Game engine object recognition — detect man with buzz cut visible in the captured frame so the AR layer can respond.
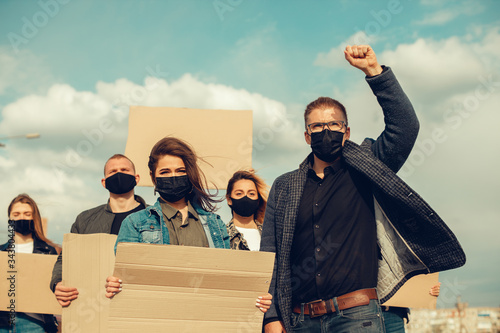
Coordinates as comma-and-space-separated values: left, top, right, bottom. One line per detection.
50, 154, 147, 307
261, 45, 465, 332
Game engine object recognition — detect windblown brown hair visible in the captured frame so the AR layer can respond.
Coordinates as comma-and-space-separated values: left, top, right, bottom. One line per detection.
8, 194, 59, 249
148, 137, 220, 212
226, 170, 269, 224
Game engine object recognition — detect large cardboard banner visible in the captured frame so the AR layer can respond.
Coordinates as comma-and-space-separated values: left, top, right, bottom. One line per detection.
62, 233, 117, 333
124, 106, 253, 190
0, 252, 61, 315
382, 272, 439, 309
108, 243, 275, 333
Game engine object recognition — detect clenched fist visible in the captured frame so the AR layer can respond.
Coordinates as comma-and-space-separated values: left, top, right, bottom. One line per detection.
344, 45, 383, 77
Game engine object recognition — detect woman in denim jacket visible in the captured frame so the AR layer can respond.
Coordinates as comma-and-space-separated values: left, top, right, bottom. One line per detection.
113, 136, 229, 250
105, 137, 271, 311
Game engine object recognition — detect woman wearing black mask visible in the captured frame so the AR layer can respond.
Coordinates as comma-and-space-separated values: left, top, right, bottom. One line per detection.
226, 170, 268, 251
106, 137, 272, 311
113, 136, 230, 248
0, 194, 59, 333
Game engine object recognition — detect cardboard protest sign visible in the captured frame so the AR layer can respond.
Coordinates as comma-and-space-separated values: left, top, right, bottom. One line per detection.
62, 233, 117, 332
0, 252, 61, 315
108, 243, 275, 333
382, 272, 439, 309
124, 106, 253, 189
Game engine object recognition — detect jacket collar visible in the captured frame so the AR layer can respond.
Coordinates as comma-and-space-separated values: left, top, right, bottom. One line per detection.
146, 197, 210, 218
0, 242, 11, 251
105, 194, 147, 213
0, 235, 53, 254
33, 235, 54, 254
159, 199, 199, 221
227, 218, 263, 232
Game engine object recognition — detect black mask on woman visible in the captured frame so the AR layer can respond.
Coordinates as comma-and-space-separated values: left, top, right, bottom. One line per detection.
10, 219, 34, 236
310, 129, 345, 163
155, 175, 193, 203
105, 172, 137, 195
230, 196, 260, 217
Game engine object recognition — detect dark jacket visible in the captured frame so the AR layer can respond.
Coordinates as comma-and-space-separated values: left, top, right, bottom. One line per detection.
0, 236, 58, 331
50, 195, 146, 291
260, 67, 466, 332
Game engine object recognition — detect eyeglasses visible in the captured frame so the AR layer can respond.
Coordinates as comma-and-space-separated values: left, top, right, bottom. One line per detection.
307, 121, 347, 133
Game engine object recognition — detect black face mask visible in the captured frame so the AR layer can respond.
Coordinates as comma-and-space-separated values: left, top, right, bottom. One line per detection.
230, 196, 260, 218
155, 175, 193, 203
105, 172, 137, 195
10, 219, 34, 236
310, 129, 345, 163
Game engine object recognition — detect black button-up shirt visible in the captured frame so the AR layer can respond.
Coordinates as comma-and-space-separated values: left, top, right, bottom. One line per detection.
291, 157, 378, 306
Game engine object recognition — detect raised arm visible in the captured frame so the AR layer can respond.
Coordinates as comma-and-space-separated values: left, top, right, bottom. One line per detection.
345, 45, 419, 172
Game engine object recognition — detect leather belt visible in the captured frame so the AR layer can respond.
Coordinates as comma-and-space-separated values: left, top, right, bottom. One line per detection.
292, 288, 378, 318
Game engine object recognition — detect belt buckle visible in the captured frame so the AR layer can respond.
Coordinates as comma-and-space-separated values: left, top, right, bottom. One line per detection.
308, 299, 325, 318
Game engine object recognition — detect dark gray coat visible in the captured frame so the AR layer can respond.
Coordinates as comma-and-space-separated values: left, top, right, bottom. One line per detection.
50, 195, 146, 291
260, 67, 466, 331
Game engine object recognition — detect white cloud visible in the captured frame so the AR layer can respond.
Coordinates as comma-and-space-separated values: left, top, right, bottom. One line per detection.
0, 84, 115, 136
314, 31, 374, 69
419, 0, 452, 6
0, 72, 303, 243
0, 47, 54, 95
0, 155, 15, 169
415, 0, 485, 26
379, 29, 500, 107
414, 9, 459, 25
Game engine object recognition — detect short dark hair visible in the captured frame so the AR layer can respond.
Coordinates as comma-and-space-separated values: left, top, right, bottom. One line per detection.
304, 97, 348, 129
104, 154, 136, 175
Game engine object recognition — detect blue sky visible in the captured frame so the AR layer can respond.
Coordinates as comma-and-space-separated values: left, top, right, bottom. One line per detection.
1, 0, 499, 309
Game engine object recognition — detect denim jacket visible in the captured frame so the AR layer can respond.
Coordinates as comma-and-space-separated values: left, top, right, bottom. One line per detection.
115, 198, 230, 251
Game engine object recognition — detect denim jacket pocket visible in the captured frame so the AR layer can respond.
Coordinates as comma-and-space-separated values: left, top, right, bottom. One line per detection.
139, 223, 162, 244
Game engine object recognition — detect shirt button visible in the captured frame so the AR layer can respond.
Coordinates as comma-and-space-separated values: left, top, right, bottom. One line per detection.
315, 203, 319, 207
316, 247, 320, 252
314, 224, 319, 229
317, 273, 321, 277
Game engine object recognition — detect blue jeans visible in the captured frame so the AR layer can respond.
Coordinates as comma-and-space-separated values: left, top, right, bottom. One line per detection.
382, 307, 407, 333
0, 313, 45, 333
290, 299, 386, 332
